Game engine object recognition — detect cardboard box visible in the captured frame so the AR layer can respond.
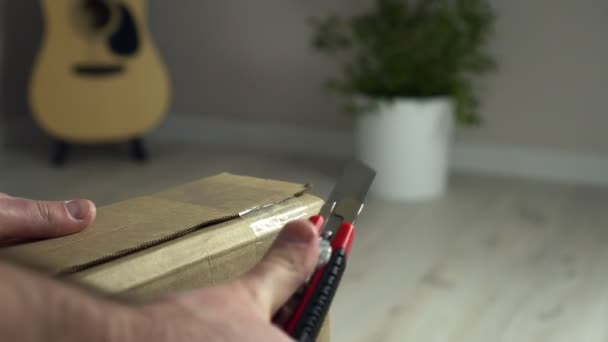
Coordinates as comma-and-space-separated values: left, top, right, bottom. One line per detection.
2, 173, 330, 341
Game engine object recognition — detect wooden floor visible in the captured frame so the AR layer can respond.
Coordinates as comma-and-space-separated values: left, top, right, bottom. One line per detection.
338, 173, 608, 342
2, 143, 608, 341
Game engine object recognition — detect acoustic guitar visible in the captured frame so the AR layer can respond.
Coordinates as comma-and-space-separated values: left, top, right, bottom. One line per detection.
29, 0, 171, 145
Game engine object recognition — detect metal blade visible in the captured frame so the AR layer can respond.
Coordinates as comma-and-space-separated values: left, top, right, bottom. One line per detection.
328, 160, 376, 204
319, 160, 376, 239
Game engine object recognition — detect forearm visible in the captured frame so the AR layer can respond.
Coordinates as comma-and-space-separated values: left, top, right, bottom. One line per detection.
0, 260, 148, 342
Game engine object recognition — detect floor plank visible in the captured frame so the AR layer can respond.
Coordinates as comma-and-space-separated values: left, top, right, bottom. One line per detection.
2, 143, 608, 341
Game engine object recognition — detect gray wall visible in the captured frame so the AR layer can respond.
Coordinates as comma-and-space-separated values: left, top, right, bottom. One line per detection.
2, 1, 608, 154
0, 0, 44, 146
149, 0, 365, 129
150, 0, 608, 154
457, 0, 608, 154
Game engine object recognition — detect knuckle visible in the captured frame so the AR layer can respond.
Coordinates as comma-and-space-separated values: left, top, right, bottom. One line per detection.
264, 251, 303, 280
35, 201, 55, 225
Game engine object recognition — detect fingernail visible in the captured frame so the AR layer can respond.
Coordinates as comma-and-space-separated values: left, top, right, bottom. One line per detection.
276, 221, 316, 245
66, 200, 88, 220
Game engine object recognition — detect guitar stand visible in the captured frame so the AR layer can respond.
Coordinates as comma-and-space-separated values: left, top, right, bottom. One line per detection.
52, 140, 69, 166
129, 138, 149, 162
51, 138, 149, 166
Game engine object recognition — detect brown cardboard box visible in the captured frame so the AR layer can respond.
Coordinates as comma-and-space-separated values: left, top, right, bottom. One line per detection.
2, 173, 330, 341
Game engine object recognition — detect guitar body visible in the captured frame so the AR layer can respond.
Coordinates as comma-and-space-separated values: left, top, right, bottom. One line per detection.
29, 0, 170, 143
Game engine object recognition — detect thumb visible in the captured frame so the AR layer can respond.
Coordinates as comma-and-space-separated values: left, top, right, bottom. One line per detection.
240, 220, 320, 317
0, 196, 96, 241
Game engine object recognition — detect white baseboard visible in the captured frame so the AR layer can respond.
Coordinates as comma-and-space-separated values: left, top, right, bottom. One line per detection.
451, 144, 608, 187
151, 115, 354, 158
152, 115, 608, 187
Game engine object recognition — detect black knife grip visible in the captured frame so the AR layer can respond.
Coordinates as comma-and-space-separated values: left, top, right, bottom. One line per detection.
292, 249, 347, 342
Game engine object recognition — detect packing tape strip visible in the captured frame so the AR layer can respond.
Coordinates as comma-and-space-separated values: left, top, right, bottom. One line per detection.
244, 196, 324, 238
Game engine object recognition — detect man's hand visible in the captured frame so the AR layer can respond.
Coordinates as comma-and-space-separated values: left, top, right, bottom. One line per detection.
138, 220, 320, 341
0, 193, 96, 242
0, 193, 319, 341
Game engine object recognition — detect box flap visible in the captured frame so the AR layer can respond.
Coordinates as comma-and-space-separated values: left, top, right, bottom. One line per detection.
69, 194, 322, 295
2, 173, 310, 275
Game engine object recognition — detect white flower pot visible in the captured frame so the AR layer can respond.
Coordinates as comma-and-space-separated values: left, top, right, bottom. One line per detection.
355, 97, 454, 201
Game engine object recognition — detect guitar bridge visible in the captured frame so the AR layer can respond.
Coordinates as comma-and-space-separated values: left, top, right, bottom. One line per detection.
73, 64, 125, 77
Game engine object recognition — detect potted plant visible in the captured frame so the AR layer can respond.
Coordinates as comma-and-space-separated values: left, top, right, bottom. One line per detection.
312, 0, 497, 200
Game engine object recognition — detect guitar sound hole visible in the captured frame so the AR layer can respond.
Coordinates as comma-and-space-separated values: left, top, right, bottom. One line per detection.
83, 0, 112, 30
109, 5, 140, 56
73, 64, 125, 76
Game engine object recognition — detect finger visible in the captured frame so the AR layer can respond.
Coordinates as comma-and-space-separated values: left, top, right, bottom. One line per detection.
0, 197, 96, 240
239, 220, 320, 317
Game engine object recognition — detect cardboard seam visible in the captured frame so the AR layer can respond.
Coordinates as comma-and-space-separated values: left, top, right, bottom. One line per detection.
58, 214, 240, 276
124, 197, 315, 289
237, 184, 312, 217
58, 189, 312, 277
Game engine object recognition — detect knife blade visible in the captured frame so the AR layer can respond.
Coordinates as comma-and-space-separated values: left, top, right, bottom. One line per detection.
318, 160, 376, 240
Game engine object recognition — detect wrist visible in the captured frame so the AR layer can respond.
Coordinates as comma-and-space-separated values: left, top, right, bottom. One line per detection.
0, 260, 167, 342
41, 287, 141, 342
99, 301, 150, 342
0, 260, 147, 342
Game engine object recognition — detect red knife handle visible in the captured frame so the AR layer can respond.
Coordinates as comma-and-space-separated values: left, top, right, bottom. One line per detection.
282, 222, 355, 342
288, 249, 347, 341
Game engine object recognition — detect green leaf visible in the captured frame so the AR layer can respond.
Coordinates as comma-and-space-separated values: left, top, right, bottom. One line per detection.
311, 0, 497, 125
